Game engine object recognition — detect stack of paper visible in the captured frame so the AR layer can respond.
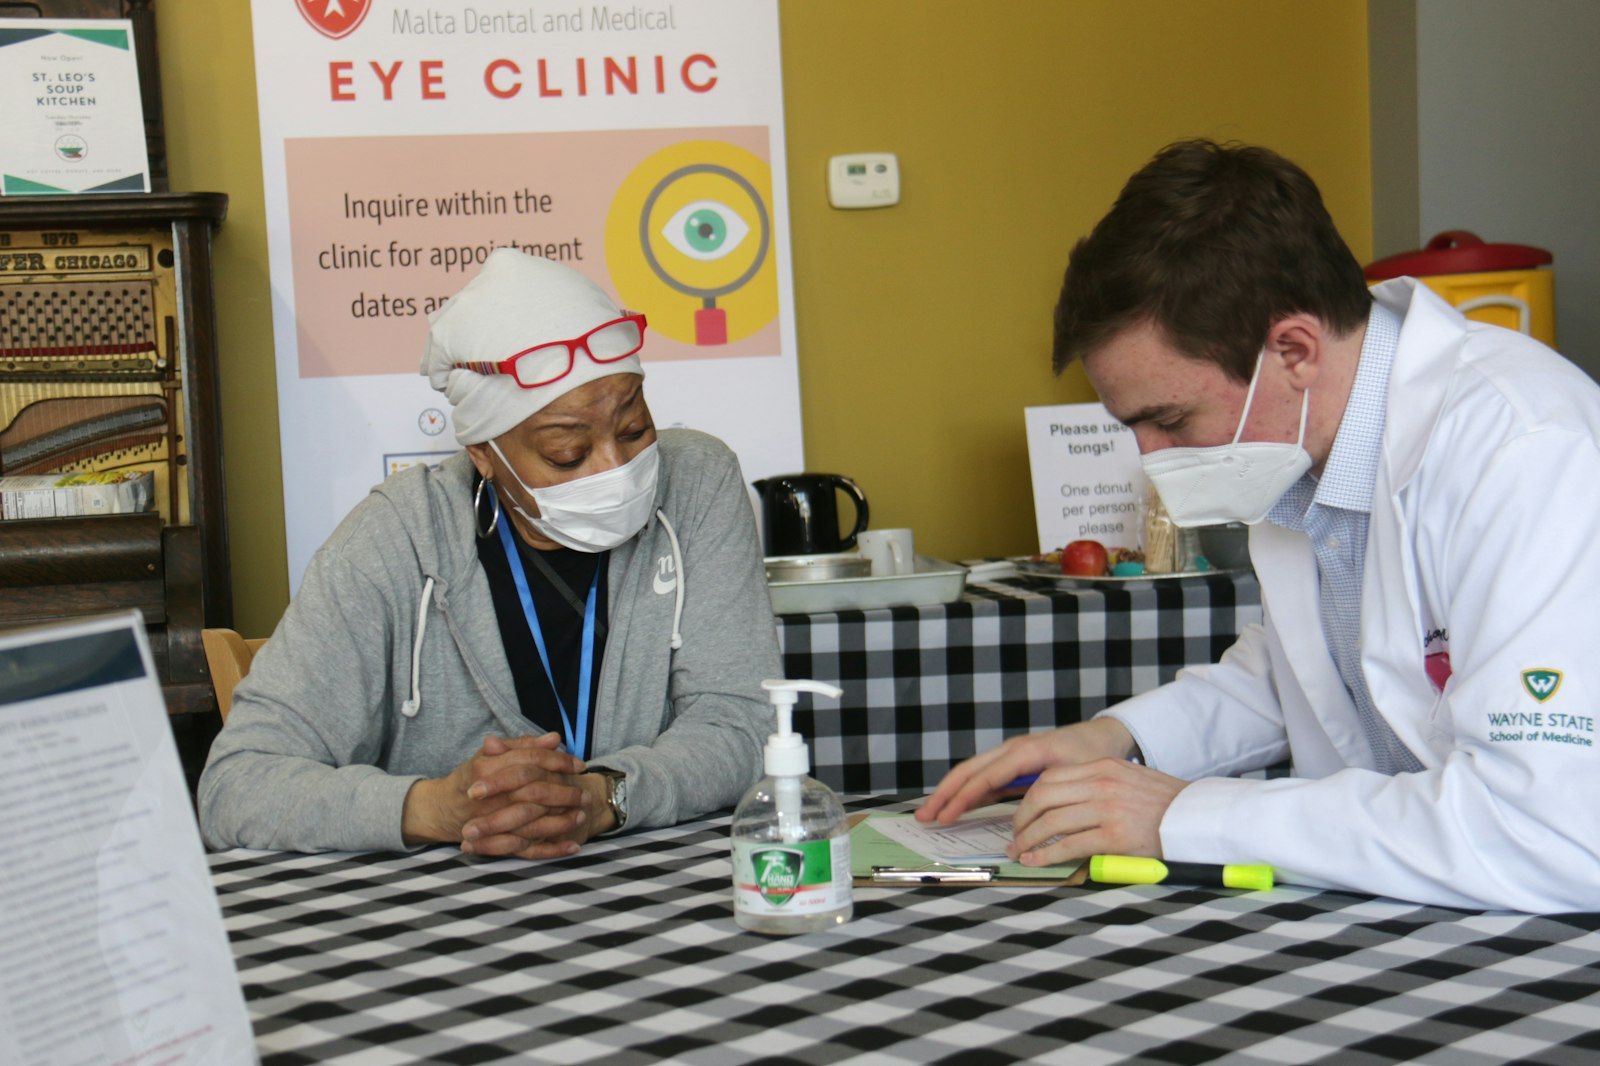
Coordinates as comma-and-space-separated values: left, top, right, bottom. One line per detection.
850, 803, 1086, 883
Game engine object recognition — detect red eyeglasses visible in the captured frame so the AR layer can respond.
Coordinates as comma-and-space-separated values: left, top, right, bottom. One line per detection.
452, 312, 647, 388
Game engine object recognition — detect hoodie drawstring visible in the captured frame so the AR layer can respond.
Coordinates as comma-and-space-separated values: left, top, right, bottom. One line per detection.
400, 576, 435, 718
402, 515, 685, 718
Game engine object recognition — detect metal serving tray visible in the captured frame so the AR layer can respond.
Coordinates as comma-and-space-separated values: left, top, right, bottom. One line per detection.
1007, 557, 1251, 587
767, 554, 968, 615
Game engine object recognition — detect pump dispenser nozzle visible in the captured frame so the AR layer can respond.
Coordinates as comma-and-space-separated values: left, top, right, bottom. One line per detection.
759, 679, 842, 842
759, 678, 842, 777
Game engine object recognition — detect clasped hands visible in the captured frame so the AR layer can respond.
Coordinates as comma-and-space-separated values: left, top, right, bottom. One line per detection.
916, 717, 1188, 865
403, 733, 613, 859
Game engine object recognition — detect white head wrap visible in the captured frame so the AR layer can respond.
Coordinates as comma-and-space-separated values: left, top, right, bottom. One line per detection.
422, 248, 645, 445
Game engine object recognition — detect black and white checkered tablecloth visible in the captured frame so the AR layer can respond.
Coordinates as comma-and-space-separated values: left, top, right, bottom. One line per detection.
213, 796, 1600, 1066
777, 572, 1263, 794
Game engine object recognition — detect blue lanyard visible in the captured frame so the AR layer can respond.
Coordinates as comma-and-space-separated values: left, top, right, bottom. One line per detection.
494, 493, 599, 761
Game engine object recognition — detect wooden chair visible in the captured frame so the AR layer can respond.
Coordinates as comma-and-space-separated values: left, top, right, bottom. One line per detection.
202, 628, 268, 721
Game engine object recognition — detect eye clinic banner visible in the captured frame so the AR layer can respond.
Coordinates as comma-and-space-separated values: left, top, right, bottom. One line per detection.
252, 1, 801, 588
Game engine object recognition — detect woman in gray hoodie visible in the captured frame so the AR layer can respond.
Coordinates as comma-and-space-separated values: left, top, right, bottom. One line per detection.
199, 250, 782, 858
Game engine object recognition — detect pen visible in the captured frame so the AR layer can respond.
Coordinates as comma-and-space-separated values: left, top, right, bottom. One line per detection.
1089, 855, 1274, 891
1003, 756, 1144, 793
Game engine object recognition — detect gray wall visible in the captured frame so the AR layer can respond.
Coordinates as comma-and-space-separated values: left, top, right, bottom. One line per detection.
1369, 0, 1420, 262
1381, 0, 1600, 378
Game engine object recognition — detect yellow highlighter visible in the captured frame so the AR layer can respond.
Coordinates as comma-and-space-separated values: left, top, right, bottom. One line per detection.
1089, 855, 1274, 891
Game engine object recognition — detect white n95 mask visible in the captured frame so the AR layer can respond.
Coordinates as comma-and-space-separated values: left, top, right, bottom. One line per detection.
1140, 351, 1312, 528
490, 440, 660, 552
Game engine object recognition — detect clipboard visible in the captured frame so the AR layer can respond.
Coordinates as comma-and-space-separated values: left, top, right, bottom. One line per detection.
848, 813, 1088, 887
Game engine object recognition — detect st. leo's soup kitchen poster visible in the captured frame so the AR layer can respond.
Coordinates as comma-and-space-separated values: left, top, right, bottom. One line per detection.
252, 1, 802, 587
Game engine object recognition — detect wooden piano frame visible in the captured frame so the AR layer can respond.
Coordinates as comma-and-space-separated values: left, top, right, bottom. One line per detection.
0, 193, 231, 717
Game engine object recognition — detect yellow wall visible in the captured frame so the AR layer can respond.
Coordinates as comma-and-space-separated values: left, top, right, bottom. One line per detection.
156, 1, 1371, 637
156, 2, 284, 634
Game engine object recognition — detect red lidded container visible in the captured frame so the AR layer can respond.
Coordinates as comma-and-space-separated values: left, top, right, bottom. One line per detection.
1365, 231, 1555, 345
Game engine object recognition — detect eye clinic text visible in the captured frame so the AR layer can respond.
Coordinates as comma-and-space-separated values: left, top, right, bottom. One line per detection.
326, 53, 717, 102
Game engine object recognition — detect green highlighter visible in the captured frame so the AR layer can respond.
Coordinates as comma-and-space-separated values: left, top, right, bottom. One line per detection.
1089, 855, 1274, 891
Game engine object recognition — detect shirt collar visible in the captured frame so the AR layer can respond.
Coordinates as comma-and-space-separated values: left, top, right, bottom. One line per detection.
1268, 302, 1401, 525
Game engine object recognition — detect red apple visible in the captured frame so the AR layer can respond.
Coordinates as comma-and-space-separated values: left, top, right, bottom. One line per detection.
1062, 539, 1109, 577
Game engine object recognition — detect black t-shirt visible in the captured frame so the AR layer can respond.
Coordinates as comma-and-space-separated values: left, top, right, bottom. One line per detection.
475, 481, 609, 757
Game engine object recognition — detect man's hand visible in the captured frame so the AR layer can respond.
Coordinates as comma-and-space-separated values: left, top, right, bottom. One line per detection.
916, 717, 1140, 825
1007, 758, 1188, 865
402, 733, 591, 859
459, 741, 619, 856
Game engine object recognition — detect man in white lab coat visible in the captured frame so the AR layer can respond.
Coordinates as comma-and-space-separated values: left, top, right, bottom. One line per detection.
920, 139, 1600, 912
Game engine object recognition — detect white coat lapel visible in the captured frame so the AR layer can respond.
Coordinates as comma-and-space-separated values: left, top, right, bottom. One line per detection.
1359, 283, 1470, 765
1359, 477, 1437, 763
1250, 522, 1371, 763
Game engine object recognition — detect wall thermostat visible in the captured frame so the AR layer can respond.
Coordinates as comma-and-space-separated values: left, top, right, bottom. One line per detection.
828, 152, 899, 209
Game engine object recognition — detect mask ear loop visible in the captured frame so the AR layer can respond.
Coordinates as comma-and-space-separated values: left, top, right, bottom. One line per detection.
1231, 348, 1310, 448
1230, 350, 1269, 446
486, 435, 544, 528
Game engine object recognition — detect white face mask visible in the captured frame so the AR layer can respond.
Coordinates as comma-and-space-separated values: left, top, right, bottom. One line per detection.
490, 439, 660, 552
1139, 350, 1312, 528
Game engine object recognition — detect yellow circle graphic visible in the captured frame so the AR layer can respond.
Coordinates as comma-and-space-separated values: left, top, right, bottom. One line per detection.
605, 141, 778, 347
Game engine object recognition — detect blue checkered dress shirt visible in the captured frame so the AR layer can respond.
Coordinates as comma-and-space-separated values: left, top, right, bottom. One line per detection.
1267, 304, 1423, 775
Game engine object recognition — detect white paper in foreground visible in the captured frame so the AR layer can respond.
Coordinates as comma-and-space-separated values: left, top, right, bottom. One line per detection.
869, 803, 1018, 863
0, 612, 255, 1066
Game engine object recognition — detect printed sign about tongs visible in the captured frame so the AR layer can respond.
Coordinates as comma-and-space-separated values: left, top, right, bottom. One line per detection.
1024, 403, 1146, 554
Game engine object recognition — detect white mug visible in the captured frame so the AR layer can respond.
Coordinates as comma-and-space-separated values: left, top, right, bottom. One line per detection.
858, 528, 915, 576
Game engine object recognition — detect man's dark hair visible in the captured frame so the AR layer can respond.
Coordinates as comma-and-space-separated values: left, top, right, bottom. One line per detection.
1052, 139, 1372, 381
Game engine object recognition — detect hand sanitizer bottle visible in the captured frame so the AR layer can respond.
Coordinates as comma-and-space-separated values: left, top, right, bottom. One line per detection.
732, 679, 852, 934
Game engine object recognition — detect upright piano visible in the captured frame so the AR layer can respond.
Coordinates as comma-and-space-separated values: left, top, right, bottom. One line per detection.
0, 192, 231, 717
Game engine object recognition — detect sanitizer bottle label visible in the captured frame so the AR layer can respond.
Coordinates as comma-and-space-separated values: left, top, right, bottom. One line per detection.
733, 837, 852, 915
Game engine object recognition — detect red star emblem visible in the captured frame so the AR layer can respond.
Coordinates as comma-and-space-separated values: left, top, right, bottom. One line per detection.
295, 0, 371, 40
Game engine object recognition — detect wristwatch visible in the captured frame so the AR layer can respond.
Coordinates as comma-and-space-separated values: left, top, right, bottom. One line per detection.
586, 767, 628, 833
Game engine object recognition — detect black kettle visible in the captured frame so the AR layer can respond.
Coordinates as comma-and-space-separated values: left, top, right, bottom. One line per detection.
752, 473, 870, 555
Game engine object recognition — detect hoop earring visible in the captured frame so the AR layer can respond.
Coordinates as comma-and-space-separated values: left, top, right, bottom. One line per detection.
474, 478, 501, 539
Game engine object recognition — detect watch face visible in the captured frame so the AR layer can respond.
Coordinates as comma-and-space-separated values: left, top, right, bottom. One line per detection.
612, 776, 628, 814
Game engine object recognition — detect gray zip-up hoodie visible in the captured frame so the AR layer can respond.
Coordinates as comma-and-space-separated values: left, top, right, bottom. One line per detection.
198, 429, 781, 852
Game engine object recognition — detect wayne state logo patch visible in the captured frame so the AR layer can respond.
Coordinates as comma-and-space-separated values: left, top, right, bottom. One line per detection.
1522, 669, 1563, 702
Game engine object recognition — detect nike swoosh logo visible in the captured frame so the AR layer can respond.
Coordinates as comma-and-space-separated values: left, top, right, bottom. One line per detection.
653, 572, 677, 595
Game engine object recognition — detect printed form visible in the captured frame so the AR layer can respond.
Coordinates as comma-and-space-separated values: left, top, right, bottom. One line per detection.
870, 804, 1019, 863
0, 612, 255, 1066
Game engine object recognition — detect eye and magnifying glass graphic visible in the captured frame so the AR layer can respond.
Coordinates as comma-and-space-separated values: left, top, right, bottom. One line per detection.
606, 141, 779, 350
641, 165, 769, 345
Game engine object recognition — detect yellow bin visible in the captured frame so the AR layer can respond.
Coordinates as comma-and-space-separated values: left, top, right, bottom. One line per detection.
1365, 231, 1556, 347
